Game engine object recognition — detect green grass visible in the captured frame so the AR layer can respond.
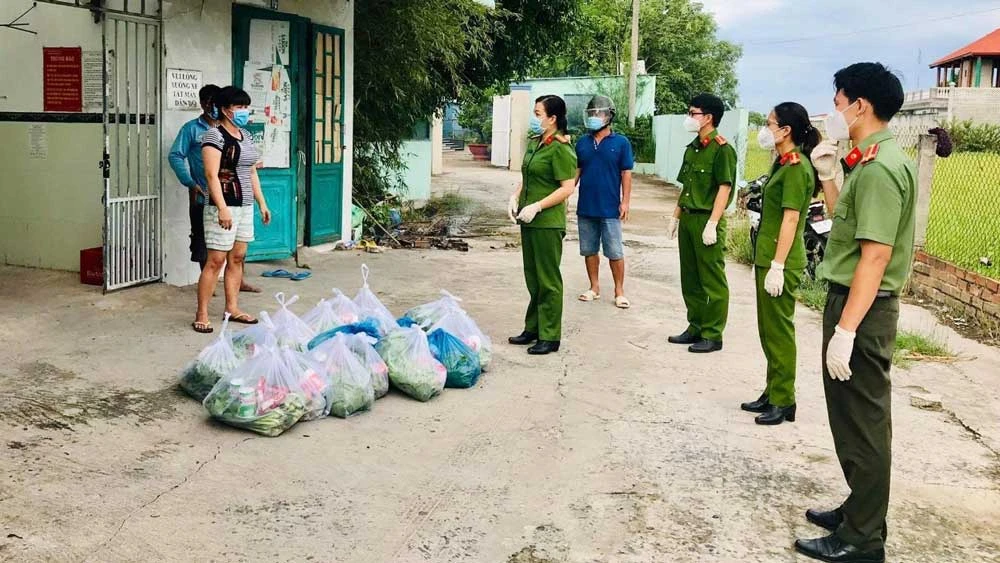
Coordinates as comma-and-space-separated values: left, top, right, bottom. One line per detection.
403, 192, 472, 222
795, 277, 828, 312
893, 330, 955, 368
726, 216, 754, 266
744, 130, 774, 181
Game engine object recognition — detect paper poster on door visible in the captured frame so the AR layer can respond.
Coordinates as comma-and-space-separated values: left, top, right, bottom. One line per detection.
262, 123, 290, 168
272, 21, 290, 66
242, 63, 270, 121
248, 20, 275, 64
264, 66, 292, 132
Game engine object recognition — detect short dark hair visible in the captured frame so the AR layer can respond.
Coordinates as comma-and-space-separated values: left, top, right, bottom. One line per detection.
199, 84, 221, 105
535, 94, 568, 133
215, 85, 252, 108
833, 62, 904, 122
689, 93, 725, 127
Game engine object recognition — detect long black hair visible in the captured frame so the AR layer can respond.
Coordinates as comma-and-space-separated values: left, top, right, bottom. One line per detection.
773, 101, 822, 195
535, 95, 568, 134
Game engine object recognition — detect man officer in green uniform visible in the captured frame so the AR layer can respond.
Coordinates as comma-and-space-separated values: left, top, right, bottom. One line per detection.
667, 93, 737, 353
794, 62, 915, 563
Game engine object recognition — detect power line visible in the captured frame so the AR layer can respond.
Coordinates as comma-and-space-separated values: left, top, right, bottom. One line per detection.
746, 6, 1000, 46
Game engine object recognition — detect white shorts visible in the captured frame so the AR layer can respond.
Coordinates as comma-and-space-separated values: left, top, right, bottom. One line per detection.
204, 205, 255, 252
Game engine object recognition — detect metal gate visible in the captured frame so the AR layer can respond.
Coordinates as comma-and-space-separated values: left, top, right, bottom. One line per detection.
491, 94, 511, 168
101, 13, 162, 291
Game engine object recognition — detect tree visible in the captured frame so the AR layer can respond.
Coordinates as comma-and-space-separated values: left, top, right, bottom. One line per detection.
531, 0, 741, 114
749, 111, 768, 128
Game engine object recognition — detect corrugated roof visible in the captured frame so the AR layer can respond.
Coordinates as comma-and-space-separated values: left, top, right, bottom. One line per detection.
931, 28, 1000, 67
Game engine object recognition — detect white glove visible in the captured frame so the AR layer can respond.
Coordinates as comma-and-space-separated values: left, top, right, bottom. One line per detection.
764, 261, 785, 297
516, 202, 543, 224
702, 220, 719, 246
826, 325, 856, 381
668, 216, 679, 240
507, 193, 520, 224
811, 140, 839, 182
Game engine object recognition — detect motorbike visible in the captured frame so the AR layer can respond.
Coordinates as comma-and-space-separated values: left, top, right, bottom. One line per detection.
738, 174, 830, 279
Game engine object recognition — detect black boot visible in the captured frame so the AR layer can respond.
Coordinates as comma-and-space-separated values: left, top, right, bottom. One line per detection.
667, 330, 700, 345
755, 404, 796, 425
508, 331, 538, 345
527, 340, 560, 355
794, 533, 885, 563
806, 508, 844, 532
740, 393, 770, 413
688, 339, 723, 353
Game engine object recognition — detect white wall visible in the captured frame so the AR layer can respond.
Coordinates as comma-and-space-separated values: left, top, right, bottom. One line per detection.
653, 109, 750, 186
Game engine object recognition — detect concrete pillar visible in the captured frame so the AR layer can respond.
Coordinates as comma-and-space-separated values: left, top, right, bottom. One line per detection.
914, 133, 938, 248
508, 86, 532, 172
431, 114, 444, 175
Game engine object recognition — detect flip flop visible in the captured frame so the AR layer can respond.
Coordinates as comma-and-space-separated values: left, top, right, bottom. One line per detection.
262, 269, 294, 278
227, 312, 259, 325
290, 271, 312, 281
192, 321, 214, 334
615, 296, 631, 309
578, 290, 601, 302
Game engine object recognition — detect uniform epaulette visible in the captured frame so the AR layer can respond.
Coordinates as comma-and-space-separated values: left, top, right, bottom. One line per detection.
860, 144, 880, 165
779, 152, 801, 166
715, 135, 728, 146
843, 146, 863, 170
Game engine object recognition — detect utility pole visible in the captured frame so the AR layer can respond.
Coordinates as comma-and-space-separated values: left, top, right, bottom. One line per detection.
627, 0, 640, 126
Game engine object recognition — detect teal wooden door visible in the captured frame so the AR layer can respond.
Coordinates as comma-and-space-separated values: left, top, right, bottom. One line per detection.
232, 6, 306, 261
308, 26, 346, 245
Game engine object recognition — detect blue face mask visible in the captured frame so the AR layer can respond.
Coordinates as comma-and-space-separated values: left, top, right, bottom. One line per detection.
231, 109, 251, 128
209, 106, 219, 120
585, 116, 606, 131
528, 115, 543, 135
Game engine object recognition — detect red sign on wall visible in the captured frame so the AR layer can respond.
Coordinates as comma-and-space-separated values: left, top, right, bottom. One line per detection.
44, 47, 83, 112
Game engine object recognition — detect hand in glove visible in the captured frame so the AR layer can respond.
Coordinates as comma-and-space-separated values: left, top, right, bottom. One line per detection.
811, 140, 840, 182
702, 220, 719, 246
826, 325, 856, 381
507, 193, 520, 224
516, 202, 543, 224
764, 261, 785, 297
668, 216, 679, 240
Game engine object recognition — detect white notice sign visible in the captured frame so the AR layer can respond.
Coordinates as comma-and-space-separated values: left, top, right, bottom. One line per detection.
82, 51, 104, 111
28, 124, 48, 159
166, 68, 203, 111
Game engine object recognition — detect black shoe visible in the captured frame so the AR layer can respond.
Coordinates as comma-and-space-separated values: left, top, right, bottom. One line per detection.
755, 404, 796, 425
740, 393, 770, 413
667, 330, 700, 345
688, 339, 723, 353
508, 331, 538, 345
806, 508, 844, 532
794, 533, 884, 563
527, 340, 560, 355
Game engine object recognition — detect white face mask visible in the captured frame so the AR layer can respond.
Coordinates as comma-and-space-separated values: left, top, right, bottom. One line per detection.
683, 115, 704, 133
757, 127, 776, 150
824, 102, 859, 141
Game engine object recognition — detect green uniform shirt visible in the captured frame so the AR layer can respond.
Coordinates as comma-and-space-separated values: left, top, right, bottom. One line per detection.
676, 129, 738, 210
520, 137, 578, 229
754, 147, 815, 269
820, 129, 917, 293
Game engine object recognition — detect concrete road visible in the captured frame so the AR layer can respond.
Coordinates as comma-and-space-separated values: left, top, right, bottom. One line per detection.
1, 153, 998, 563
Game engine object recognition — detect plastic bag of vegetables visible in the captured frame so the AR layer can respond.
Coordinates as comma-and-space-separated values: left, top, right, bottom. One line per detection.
271, 293, 316, 350
307, 318, 382, 351
427, 328, 481, 389
404, 290, 464, 329
230, 311, 276, 360
353, 264, 397, 336
278, 346, 331, 421
301, 289, 360, 334
203, 336, 308, 437
377, 326, 446, 402
344, 333, 390, 399
429, 310, 492, 371
310, 333, 375, 418
180, 313, 243, 400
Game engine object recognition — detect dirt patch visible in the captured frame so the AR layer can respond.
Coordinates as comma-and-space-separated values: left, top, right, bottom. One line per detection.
507, 545, 559, 563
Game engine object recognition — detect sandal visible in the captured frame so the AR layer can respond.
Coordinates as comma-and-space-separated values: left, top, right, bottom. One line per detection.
227, 312, 259, 325
262, 269, 294, 278
192, 321, 214, 334
615, 296, 631, 309
289, 271, 312, 281
578, 290, 601, 302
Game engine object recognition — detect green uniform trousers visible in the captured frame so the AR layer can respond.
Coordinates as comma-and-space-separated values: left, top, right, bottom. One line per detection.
678, 212, 729, 342
822, 292, 898, 551
521, 227, 565, 341
754, 266, 803, 407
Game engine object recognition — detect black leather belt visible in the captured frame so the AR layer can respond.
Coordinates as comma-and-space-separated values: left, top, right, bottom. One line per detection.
829, 283, 895, 299
680, 207, 711, 215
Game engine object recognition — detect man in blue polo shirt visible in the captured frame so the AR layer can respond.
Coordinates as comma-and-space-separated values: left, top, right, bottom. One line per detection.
575, 95, 635, 309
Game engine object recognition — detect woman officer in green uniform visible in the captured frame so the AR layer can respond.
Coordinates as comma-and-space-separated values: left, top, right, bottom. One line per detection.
740, 102, 820, 425
506, 95, 578, 355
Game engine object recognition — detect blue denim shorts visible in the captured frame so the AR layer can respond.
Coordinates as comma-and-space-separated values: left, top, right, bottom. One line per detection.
578, 216, 624, 260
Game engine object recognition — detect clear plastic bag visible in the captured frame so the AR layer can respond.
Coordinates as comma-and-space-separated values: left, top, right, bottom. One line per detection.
203, 336, 309, 437
311, 334, 375, 418
353, 264, 397, 336
429, 310, 492, 371
230, 311, 276, 360
180, 313, 243, 401
271, 293, 317, 350
405, 290, 464, 329
278, 347, 331, 421
428, 328, 482, 389
377, 326, 446, 402
302, 289, 360, 334
307, 319, 382, 351
343, 333, 390, 399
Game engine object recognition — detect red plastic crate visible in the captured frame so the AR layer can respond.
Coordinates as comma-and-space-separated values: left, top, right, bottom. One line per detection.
80, 247, 103, 286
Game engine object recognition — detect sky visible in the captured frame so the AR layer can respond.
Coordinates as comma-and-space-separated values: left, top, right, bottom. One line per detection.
697, 0, 1000, 116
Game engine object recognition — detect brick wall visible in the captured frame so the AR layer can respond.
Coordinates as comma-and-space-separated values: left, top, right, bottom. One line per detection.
912, 250, 1000, 325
